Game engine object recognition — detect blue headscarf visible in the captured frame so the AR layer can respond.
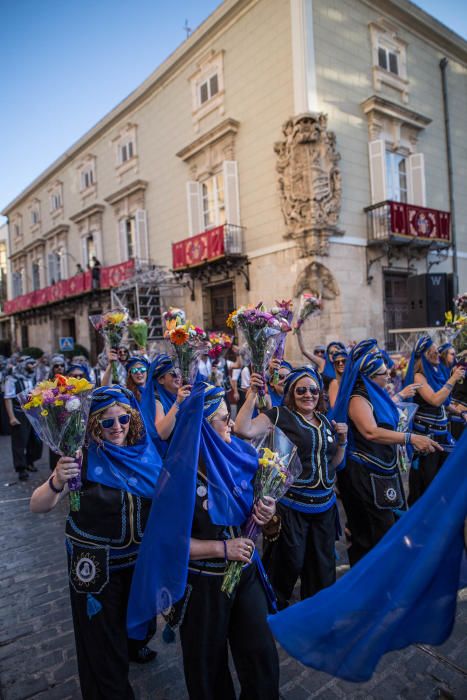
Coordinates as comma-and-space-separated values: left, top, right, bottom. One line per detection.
331, 352, 399, 429
404, 336, 450, 405
268, 360, 293, 407
125, 356, 150, 373
322, 341, 346, 380
139, 354, 176, 447
379, 349, 395, 370
127, 382, 258, 639
350, 338, 378, 363
67, 363, 92, 382
284, 365, 323, 399
269, 431, 467, 682
438, 343, 454, 382
86, 386, 162, 498
331, 339, 379, 420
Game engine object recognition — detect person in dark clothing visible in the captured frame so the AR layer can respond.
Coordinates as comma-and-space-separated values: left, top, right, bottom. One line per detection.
91, 256, 101, 289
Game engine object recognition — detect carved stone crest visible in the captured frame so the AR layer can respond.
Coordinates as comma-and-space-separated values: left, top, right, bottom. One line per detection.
294, 261, 340, 301
274, 113, 342, 256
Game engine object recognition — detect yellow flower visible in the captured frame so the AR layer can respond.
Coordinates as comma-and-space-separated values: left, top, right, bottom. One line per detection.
261, 447, 276, 461
226, 310, 238, 329
106, 312, 126, 325
40, 409, 49, 416
445, 311, 453, 324
54, 399, 64, 406
69, 377, 94, 394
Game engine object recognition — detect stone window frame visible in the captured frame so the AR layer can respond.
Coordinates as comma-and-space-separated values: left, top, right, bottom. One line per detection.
189, 50, 225, 131
11, 212, 23, 241
48, 181, 64, 217
112, 123, 139, 179
28, 198, 41, 233
369, 20, 409, 104
77, 154, 97, 198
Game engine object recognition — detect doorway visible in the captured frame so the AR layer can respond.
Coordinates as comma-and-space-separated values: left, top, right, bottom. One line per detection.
383, 272, 409, 350
210, 282, 234, 331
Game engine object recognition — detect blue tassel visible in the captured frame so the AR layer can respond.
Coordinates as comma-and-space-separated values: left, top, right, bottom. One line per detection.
87, 593, 102, 620
162, 623, 176, 644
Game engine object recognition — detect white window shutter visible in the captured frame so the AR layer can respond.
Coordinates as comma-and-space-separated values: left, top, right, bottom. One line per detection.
368, 140, 387, 204
186, 181, 203, 236
81, 237, 88, 267
135, 209, 149, 261
119, 219, 127, 261
48, 253, 56, 284
223, 160, 240, 226
94, 230, 103, 264
407, 153, 426, 206
60, 249, 68, 279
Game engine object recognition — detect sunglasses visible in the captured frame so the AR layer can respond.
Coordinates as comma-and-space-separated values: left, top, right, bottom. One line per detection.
54, 364, 65, 369
69, 373, 84, 379
278, 374, 289, 381
314, 350, 325, 356
98, 414, 131, 429
213, 412, 231, 424
334, 358, 347, 365
295, 386, 320, 396
130, 366, 148, 375
374, 370, 388, 376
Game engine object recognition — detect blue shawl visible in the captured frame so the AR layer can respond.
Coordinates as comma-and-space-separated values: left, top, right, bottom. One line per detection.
438, 343, 454, 382
404, 337, 450, 406
269, 431, 467, 682
322, 341, 346, 381
139, 354, 176, 449
267, 360, 292, 407
86, 386, 162, 498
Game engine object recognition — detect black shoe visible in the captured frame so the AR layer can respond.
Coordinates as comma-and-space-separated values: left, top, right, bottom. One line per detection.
129, 646, 157, 664
18, 471, 29, 481
27, 464, 38, 472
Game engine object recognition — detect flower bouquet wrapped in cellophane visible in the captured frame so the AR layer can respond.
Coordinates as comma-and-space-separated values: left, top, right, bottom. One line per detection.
18, 375, 94, 511
227, 304, 282, 408
163, 307, 186, 325
396, 402, 419, 472
270, 300, 293, 384
293, 292, 322, 333
164, 318, 210, 385
128, 318, 148, 350
221, 427, 302, 597
208, 332, 233, 360
444, 308, 467, 354
90, 308, 129, 383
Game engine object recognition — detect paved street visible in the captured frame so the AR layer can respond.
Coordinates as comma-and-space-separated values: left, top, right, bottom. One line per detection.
0, 434, 466, 700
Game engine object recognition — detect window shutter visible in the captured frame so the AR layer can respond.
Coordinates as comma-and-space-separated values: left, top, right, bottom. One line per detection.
222, 161, 241, 226
407, 153, 426, 206
48, 253, 56, 284
119, 219, 128, 261
60, 249, 68, 279
368, 140, 387, 204
186, 182, 203, 236
94, 230, 103, 264
81, 237, 88, 266
135, 209, 149, 261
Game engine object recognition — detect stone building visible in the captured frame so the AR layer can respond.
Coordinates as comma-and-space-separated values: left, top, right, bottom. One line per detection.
2, 0, 466, 359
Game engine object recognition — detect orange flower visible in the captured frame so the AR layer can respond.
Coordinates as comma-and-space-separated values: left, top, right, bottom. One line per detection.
166, 318, 177, 332
55, 374, 68, 386
170, 327, 189, 346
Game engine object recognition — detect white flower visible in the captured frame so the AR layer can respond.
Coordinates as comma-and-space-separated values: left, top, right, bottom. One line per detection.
66, 397, 81, 412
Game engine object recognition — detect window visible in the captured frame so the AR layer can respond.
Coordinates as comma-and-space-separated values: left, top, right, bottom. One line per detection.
125, 218, 136, 258
189, 50, 225, 127
369, 20, 408, 103
118, 210, 148, 262
13, 269, 24, 297
386, 151, 407, 203
31, 210, 39, 225
51, 191, 62, 211
32, 262, 41, 291
81, 168, 95, 190
199, 73, 219, 105
85, 235, 96, 266
202, 174, 225, 229
119, 140, 135, 164
14, 224, 20, 237
378, 46, 399, 75
48, 250, 63, 284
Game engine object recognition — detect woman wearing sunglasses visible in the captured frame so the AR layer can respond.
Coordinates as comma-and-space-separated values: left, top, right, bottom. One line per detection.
30, 385, 163, 699
327, 347, 349, 409
266, 359, 293, 407
332, 351, 441, 565
235, 366, 348, 608
125, 356, 149, 403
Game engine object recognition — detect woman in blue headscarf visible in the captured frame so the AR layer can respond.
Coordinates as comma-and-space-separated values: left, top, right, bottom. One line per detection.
327, 346, 349, 408
333, 351, 440, 565
235, 366, 348, 607
404, 336, 464, 505
438, 342, 456, 381
266, 359, 293, 407
125, 355, 149, 403
30, 385, 163, 699
437, 343, 467, 440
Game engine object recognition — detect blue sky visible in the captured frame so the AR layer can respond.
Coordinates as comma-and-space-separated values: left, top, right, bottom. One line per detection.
1, 0, 466, 222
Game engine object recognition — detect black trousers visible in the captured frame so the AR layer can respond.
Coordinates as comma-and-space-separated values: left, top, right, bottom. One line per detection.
265, 503, 337, 609
338, 460, 395, 566
408, 450, 449, 506
69, 565, 151, 700
10, 410, 42, 473
180, 565, 279, 700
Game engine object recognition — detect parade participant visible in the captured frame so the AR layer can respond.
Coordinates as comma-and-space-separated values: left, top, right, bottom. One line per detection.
436, 343, 466, 438
332, 351, 441, 565
48, 354, 67, 379
101, 347, 128, 386
4, 356, 42, 480
404, 336, 464, 504
327, 346, 349, 408
128, 383, 279, 700
438, 342, 456, 381
125, 356, 149, 403
140, 354, 190, 443
30, 385, 163, 699
235, 366, 347, 607
266, 359, 292, 408
35, 353, 50, 382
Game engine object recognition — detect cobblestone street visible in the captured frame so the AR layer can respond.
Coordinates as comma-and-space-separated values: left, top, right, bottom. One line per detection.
0, 434, 466, 700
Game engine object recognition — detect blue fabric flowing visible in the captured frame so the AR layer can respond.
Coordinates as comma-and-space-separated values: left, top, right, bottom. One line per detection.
139, 355, 175, 452
379, 349, 395, 370
127, 383, 258, 639
268, 384, 283, 407
404, 337, 450, 406
268, 432, 467, 682
322, 342, 346, 381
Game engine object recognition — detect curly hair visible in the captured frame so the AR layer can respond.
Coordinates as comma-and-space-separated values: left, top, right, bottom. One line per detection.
126, 374, 142, 403
87, 403, 145, 446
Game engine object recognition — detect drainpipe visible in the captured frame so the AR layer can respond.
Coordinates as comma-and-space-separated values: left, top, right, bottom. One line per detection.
439, 58, 458, 297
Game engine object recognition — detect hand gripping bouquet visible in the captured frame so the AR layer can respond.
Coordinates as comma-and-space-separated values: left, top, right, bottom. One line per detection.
18, 375, 94, 511
221, 426, 302, 597
270, 300, 293, 384
293, 292, 322, 333
227, 304, 282, 408
128, 318, 148, 350
90, 308, 129, 383
164, 318, 210, 385
396, 402, 419, 472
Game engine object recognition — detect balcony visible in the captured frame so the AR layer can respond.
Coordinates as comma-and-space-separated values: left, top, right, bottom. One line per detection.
172, 224, 249, 300
365, 200, 450, 247
4, 259, 135, 315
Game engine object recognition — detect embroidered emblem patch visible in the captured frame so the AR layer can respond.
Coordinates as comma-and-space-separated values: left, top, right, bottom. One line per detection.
75, 555, 98, 585
385, 487, 397, 502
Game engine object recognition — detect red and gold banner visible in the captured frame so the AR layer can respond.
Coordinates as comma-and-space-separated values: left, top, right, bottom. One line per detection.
389, 202, 450, 242
172, 225, 225, 270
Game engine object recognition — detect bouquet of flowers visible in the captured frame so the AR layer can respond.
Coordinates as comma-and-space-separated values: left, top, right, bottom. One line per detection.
163, 307, 186, 325
208, 332, 233, 360
396, 402, 419, 472
90, 308, 129, 383
444, 309, 467, 353
270, 300, 293, 384
227, 304, 282, 408
221, 427, 302, 597
293, 292, 322, 333
18, 375, 94, 511
164, 318, 210, 385
128, 318, 148, 350
454, 293, 467, 315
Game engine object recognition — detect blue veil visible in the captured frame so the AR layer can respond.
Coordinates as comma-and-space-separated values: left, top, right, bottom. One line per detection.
437, 342, 454, 382
404, 337, 450, 405
267, 360, 293, 407
67, 363, 92, 382
269, 431, 467, 682
86, 386, 162, 498
322, 341, 347, 381
127, 382, 258, 639
139, 354, 176, 451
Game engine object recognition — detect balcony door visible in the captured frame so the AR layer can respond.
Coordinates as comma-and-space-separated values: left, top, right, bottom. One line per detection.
383, 272, 408, 350
210, 282, 234, 331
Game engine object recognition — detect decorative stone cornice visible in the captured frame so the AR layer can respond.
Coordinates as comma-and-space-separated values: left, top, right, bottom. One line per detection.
43, 224, 70, 241
104, 179, 148, 206
361, 95, 431, 131
176, 118, 240, 163
69, 203, 105, 223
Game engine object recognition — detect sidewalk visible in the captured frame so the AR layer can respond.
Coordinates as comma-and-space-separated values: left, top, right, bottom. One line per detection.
0, 434, 466, 699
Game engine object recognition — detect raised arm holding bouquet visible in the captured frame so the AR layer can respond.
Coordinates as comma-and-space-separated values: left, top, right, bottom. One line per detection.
128, 318, 148, 352
90, 308, 129, 383
293, 292, 321, 333
270, 300, 293, 384
164, 318, 210, 385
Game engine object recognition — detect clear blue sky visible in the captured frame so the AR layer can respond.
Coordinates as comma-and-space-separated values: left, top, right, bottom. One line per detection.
1, 0, 466, 222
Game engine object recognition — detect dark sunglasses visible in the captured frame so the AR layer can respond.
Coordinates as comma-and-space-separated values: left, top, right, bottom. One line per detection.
69, 373, 84, 379
130, 366, 148, 375
98, 414, 131, 429
334, 358, 347, 365
213, 412, 231, 424
374, 369, 388, 376
54, 364, 65, 369
295, 386, 320, 396
278, 373, 289, 381
314, 350, 325, 356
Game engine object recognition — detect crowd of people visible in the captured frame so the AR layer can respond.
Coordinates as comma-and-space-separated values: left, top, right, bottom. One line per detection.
3, 325, 466, 699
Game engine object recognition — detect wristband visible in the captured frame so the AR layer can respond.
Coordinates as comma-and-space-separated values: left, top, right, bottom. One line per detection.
405, 432, 412, 446
48, 474, 64, 494
444, 382, 454, 392
223, 540, 228, 562
338, 440, 348, 447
